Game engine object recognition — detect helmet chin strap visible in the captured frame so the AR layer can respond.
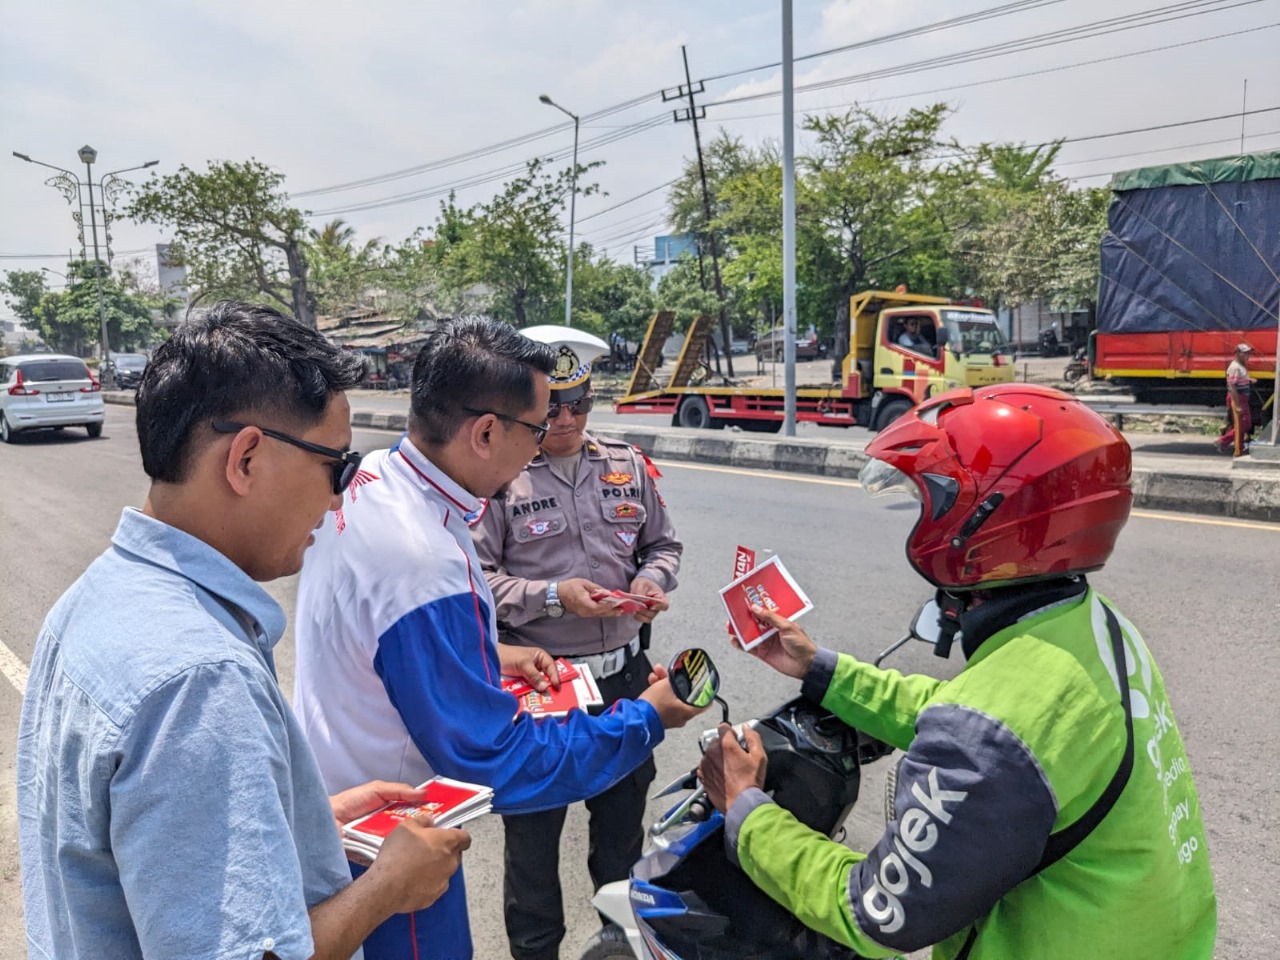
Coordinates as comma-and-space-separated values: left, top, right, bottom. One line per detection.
933, 590, 969, 658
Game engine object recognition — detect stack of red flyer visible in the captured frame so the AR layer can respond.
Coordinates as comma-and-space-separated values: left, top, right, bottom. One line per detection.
590, 589, 661, 614
720, 554, 813, 651
342, 776, 493, 861
501, 660, 604, 718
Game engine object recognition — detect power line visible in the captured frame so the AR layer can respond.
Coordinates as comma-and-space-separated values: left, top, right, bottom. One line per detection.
294, 90, 663, 198
307, 114, 669, 217
705, 22, 1278, 124
702, 0, 1065, 83
711, 0, 1266, 108
288, 0, 1090, 203
577, 179, 679, 223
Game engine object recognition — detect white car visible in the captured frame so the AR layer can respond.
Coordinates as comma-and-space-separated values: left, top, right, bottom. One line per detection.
0, 354, 106, 443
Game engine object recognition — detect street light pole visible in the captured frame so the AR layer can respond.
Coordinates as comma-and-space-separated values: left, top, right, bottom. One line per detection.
539, 94, 579, 327
13, 150, 158, 388
77, 146, 115, 388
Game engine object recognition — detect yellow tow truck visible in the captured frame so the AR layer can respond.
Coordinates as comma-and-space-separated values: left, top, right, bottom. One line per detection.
614, 291, 1014, 432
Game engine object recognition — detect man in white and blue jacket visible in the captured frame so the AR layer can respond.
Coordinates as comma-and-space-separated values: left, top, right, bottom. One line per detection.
293, 318, 703, 960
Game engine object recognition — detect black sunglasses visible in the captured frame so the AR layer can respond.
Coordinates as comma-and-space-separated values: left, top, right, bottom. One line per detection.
548, 395, 594, 418
211, 421, 363, 495
461, 406, 550, 445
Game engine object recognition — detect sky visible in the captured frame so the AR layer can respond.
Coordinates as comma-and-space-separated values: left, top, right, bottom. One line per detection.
1, 0, 1277, 318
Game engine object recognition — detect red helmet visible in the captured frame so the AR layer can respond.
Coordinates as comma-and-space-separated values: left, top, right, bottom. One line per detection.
861, 384, 1132, 590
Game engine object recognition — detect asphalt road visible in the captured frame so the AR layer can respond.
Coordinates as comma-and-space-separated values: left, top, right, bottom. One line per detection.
0, 406, 1275, 959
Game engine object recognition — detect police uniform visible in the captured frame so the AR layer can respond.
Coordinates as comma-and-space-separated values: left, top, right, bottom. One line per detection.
471, 326, 682, 960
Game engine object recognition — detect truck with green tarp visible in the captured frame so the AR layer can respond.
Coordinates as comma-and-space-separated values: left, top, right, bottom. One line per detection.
1094, 150, 1277, 412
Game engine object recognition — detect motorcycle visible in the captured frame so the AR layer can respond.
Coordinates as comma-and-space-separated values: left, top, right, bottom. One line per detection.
1063, 346, 1089, 384
581, 609, 939, 960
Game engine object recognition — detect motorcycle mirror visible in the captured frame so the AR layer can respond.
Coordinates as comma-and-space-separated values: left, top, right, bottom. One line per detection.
667, 648, 728, 723
911, 599, 943, 645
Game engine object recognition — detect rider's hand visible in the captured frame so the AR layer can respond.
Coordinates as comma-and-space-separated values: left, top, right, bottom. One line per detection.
731, 604, 817, 679
498, 642, 562, 692
628, 575, 669, 624
699, 723, 767, 814
364, 817, 471, 914
558, 577, 627, 618
639, 662, 705, 729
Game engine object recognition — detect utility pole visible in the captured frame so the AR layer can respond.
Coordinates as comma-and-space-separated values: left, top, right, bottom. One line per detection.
664, 46, 735, 378
781, 0, 797, 435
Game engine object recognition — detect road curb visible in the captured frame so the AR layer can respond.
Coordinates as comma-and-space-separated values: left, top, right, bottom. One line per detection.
103, 393, 1280, 523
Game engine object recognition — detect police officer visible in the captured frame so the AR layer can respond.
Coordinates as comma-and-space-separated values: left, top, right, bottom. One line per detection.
472, 325, 682, 960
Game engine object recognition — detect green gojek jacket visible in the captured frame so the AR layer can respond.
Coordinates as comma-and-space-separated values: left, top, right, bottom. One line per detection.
724, 584, 1217, 959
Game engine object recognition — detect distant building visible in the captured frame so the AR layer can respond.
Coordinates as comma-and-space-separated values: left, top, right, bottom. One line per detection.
634, 233, 697, 284
156, 243, 189, 313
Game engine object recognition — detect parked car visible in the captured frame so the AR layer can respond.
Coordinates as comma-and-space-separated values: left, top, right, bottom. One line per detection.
102, 352, 149, 389
0, 354, 105, 443
755, 325, 821, 361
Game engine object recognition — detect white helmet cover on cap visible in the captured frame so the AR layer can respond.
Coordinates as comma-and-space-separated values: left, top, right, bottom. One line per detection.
521, 325, 610, 390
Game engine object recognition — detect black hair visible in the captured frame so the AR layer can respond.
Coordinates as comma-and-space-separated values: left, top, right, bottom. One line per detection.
409, 318, 555, 446
135, 300, 368, 482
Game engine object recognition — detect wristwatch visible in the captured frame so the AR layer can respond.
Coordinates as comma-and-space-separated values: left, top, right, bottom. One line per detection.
545, 581, 565, 619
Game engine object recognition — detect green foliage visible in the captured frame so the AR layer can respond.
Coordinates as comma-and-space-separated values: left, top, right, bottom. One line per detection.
438, 158, 600, 326
27, 260, 157, 354
655, 256, 720, 332
564, 246, 655, 342
127, 160, 317, 326
0, 270, 49, 327
306, 218, 387, 316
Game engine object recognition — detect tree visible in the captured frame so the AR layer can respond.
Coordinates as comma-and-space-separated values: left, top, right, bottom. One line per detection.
127, 160, 318, 327
28, 260, 157, 355
564, 246, 656, 342
798, 105, 976, 345
0, 270, 49, 328
440, 159, 599, 327
655, 255, 721, 332
306, 218, 386, 316
960, 179, 1109, 313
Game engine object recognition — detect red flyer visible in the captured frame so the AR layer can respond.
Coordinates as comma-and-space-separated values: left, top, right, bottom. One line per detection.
501, 658, 580, 698
590, 589, 661, 614
506, 663, 604, 718
733, 545, 756, 580
719, 555, 813, 651
342, 776, 493, 847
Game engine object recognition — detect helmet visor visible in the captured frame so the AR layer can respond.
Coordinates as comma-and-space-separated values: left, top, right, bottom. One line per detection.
859, 457, 921, 501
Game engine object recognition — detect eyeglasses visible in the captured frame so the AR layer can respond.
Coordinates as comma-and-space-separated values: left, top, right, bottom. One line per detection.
461, 407, 550, 445
211, 421, 363, 495
548, 395, 594, 418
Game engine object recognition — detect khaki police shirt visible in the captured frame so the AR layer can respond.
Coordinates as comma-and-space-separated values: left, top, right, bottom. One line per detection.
471, 434, 682, 657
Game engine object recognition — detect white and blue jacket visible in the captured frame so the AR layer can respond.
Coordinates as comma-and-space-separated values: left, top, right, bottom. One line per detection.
293, 436, 664, 960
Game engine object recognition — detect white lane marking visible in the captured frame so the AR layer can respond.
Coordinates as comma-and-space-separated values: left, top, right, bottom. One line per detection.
0, 640, 29, 695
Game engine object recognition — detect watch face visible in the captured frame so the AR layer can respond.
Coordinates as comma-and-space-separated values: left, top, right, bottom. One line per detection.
547, 604, 565, 619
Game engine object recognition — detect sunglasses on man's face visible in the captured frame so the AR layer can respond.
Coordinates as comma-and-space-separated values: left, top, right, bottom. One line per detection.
211, 421, 363, 495
548, 395, 594, 418
460, 407, 550, 445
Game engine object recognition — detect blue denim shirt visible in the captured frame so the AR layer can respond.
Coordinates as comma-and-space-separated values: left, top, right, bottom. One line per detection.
17, 508, 356, 960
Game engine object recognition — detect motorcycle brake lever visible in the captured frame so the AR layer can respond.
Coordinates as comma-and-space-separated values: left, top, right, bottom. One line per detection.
650, 769, 698, 800
650, 786, 708, 837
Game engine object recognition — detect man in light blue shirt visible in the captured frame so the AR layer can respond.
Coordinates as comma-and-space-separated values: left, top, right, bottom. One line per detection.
18, 300, 470, 960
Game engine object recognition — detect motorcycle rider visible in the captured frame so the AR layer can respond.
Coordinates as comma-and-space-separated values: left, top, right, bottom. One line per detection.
698, 383, 1217, 959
